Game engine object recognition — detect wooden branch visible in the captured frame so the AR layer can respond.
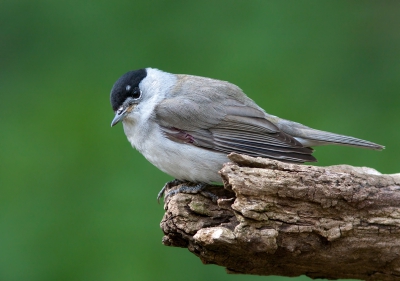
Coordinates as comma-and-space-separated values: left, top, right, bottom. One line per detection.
160, 153, 400, 280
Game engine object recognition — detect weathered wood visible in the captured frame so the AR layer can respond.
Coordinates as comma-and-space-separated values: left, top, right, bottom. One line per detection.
160, 153, 400, 280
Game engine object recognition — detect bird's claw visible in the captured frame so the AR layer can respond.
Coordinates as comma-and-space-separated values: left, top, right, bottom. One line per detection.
157, 179, 184, 203
164, 183, 218, 203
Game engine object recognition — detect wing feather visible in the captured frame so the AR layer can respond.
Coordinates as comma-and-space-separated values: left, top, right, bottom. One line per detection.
154, 75, 317, 163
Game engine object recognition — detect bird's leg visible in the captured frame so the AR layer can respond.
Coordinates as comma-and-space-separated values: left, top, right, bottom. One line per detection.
157, 179, 184, 203
164, 183, 218, 202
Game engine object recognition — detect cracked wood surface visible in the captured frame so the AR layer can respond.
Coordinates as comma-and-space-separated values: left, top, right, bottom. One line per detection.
160, 153, 400, 280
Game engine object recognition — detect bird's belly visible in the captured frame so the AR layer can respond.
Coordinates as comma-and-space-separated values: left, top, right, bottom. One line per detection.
128, 128, 228, 183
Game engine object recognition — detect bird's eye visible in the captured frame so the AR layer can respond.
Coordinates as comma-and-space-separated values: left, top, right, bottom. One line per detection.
131, 87, 141, 99
125, 85, 141, 99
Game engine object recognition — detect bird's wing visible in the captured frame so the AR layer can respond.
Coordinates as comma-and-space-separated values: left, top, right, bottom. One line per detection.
154, 76, 316, 163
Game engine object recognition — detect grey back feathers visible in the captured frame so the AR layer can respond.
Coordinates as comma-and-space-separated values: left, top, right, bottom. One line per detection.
154, 75, 317, 163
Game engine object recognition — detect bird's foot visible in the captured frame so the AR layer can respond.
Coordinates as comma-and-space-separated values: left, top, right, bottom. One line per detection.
165, 183, 218, 202
157, 179, 184, 203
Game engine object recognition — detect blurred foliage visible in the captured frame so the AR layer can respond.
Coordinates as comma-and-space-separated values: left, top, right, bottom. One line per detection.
0, 1, 399, 280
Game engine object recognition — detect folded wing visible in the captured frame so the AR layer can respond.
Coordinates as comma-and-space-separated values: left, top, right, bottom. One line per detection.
154, 76, 317, 163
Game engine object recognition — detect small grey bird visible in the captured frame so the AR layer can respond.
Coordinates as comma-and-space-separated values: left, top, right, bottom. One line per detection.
110, 68, 384, 199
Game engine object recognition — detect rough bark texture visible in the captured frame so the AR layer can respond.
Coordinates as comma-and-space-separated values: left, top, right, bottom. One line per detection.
160, 153, 400, 280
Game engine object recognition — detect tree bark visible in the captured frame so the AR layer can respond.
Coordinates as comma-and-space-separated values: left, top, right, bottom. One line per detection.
160, 153, 400, 281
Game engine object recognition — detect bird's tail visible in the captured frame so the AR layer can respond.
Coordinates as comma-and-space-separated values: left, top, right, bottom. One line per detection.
268, 117, 385, 150
293, 128, 384, 150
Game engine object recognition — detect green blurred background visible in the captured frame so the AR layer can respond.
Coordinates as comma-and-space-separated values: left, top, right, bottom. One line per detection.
1, 1, 399, 280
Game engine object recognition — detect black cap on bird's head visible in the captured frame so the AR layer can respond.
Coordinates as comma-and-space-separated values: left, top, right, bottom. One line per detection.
110, 68, 147, 126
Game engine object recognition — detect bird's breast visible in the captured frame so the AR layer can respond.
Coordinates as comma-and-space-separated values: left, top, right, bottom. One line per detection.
123, 121, 227, 183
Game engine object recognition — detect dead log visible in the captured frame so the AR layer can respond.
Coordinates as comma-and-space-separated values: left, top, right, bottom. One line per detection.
160, 153, 400, 281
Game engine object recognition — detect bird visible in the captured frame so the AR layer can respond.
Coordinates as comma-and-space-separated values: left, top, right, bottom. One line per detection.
110, 68, 384, 200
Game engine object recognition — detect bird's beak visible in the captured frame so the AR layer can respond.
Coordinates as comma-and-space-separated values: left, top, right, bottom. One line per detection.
111, 107, 127, 127
111, 104, 136, 127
